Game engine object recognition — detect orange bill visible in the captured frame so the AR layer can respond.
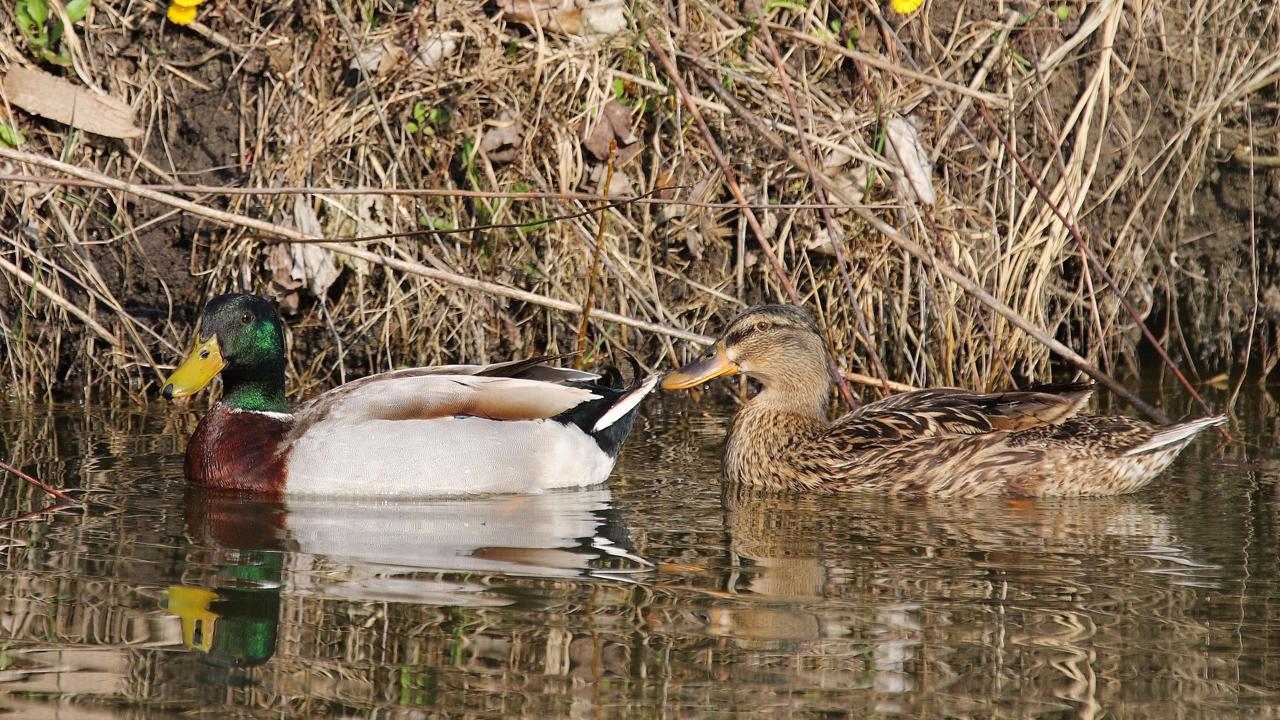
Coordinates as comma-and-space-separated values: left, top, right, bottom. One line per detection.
661, 342, 739, 390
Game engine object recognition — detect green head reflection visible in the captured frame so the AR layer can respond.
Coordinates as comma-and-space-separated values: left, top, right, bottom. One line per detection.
163, 550, 284, 669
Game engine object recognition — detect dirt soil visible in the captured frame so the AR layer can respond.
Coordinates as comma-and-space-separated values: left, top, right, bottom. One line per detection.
2, 2, 1278, 398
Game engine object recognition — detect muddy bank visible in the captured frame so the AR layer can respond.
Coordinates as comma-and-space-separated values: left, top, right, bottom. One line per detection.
1, 2, 1277, 401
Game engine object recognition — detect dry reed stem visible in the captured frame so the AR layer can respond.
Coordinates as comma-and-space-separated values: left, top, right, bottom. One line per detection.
0, 458, 78, 504
772, 24, 1004, 106
0, 252, 121, 350
646, 30, 859, 408
1, 0, 1273, 404
4, 148, 916, 393
973, 102, 1217, 426
0, 146, 708, 344
755, 12, 893, 396
668, 32, 1167, 419
574, 139, 617, 366
0, 173, 865, 210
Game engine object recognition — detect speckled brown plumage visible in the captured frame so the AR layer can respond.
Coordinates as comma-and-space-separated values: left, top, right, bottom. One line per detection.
664, 305, 1225, 498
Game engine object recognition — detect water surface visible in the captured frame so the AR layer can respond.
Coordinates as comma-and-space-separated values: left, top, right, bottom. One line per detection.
2, 389, 1278, 718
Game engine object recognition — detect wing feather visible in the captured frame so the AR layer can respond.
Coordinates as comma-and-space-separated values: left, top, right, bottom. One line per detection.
294, 374, 598, 428
838, 383, 1094, 437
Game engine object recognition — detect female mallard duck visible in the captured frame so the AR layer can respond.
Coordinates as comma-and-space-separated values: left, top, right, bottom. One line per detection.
162, 294, 657, 495
662, 305, 1224, 497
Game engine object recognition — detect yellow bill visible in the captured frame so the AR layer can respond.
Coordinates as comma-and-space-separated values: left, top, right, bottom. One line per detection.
661, 342, 740, 390
163, 586, 219, 652
163, 335, 226, 399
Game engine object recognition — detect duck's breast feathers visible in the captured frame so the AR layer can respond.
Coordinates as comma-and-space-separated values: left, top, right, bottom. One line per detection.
185, 405, 293, 492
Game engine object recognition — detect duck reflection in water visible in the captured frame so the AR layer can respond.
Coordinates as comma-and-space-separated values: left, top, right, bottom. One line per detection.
697, 484, 1209, 711
163, 483, 649, 672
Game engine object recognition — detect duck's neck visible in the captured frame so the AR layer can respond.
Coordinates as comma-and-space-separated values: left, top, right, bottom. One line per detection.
724, 384, 830, 487
751, 380, 830, 420
221, 362, 288, 413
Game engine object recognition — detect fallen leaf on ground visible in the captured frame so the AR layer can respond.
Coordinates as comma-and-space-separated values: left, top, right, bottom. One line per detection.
480, 110, 523, 163
290, 196, 340, 298
655, 174, 713, 224
1, 66, 142, 139
499, 0, 627, 37
586, 162, 633, 197
682, 227, 703, 259
350, 39, 406, 77
805, 226, 838, 256
267, 196, 340, 312
265, 243, 302, 314
320, 194, 390, 277
582, 99, 640, 164
884, 115, 936, 206
413, 32, 460, 71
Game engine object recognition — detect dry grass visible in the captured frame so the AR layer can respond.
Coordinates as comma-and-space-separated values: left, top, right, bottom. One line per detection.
1, 0, 1277, 403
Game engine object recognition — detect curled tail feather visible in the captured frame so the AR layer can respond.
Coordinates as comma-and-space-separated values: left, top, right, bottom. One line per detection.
1123, 416, 1226, 456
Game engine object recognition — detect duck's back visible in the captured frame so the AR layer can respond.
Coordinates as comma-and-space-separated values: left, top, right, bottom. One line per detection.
280, 364, 657, 496
732, 384, 1221, 497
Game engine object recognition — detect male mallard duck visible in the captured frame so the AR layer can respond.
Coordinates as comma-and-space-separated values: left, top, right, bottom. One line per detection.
162, 294, 657, 495
662, 305, 1224, 497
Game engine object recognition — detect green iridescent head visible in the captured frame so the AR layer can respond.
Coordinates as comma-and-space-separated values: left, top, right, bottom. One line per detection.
162, 294, 288, 413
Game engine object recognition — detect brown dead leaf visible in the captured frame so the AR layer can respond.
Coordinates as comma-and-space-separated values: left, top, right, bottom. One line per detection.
350, 39, 407, 78
500, 0, 582, 34
413, 32, 461, 71
1, 66, 142, 139
265, 243, 302, 314
683, 227, 704, 260
586, 162, 633, 197
582, 99, 640, 163
480, 110, 523, 164
267, 197, 340, 312
321, 194, 390, 277
656, 174, 712, 224
602, 100, 637, 144
804, 226, 838, 257
289, 196, 339, 298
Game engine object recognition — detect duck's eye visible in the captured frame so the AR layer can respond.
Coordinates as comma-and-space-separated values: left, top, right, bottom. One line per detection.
755, 320, 771, 332
240, 311, 254, 325
199, 349, 210, 359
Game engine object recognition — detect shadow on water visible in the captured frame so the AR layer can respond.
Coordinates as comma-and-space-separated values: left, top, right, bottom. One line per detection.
1, 386, 1279, 717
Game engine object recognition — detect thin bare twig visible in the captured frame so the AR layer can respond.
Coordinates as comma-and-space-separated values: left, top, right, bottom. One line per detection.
0, 174, 864, 211
1228, 104, 1259, 410
646, 30, 859, 409
972, 102, 1218, 428
0, 254, 122, 350
772, 23, 1005, 105
0, 501, 81, 528
0, 147, 709, 344
576, 140, 617, 367
679, 41, 1163, 421
0, 459, 78, 504
755, 16, 892, 396
852, 207, 1172, 423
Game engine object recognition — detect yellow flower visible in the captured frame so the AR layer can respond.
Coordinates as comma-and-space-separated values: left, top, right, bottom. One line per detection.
891, 0, 924, 14
167, 0, 205, 25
